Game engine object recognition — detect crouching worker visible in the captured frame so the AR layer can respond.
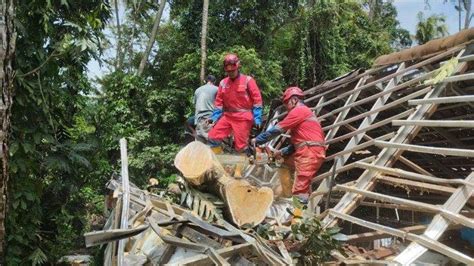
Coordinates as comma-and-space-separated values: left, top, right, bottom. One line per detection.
251, 87, 326, 202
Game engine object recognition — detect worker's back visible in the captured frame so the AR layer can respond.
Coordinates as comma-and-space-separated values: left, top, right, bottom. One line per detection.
194, 83, 218, 123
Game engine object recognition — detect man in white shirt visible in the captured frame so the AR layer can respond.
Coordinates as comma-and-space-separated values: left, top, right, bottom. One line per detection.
194, 75, 218, 142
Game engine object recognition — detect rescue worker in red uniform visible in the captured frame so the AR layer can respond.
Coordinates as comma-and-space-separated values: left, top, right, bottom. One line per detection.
208, 54, 263, 154
251, 87, 326, 200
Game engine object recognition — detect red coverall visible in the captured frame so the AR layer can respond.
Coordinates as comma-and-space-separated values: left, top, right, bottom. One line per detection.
208, 74, 262, 152
277, 103, 326, 195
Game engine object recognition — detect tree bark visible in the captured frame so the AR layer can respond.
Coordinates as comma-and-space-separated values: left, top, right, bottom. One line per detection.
199, 0, 209, 83
464, 0, 472, 29
114, 0, 123, 70
137, 0, 166, 76
174, 142, 274, 227
0, 0, 15, 261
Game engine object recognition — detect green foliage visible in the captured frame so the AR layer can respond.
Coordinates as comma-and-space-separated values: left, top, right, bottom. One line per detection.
290, 217, 342, 264
6, 0, 111, 264
169, 46, 283, 103
256, 223, 277, 239
97, 72, 184, 187
179, 182, 224, 221
415, 12, 449, 44
362, 0, 413, 50
292, 1, 396, 86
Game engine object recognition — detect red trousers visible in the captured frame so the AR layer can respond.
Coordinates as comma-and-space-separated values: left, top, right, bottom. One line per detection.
208, 115, 253, 152
285, 146, 326, 195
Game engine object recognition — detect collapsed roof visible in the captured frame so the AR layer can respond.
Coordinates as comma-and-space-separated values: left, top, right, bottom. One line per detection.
266, 29, 474, 264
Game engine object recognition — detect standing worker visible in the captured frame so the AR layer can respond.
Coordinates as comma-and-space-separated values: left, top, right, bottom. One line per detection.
251, 87, 326, 201
194, 74, 218, 142
207, 53, 263, 154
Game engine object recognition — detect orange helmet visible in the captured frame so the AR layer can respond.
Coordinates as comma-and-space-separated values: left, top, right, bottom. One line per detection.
223, 53, 240, 71
282, 86, 304, 103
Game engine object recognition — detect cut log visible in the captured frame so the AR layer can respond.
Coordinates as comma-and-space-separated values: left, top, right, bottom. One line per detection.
174, 141, 273, 227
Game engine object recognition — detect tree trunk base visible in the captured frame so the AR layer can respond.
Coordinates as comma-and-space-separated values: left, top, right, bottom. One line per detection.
175, 141, 274, 227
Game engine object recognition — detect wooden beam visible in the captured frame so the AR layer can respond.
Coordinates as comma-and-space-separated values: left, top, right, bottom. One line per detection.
309, 46, 463, 116
335, 185, 474, 228
118, 138, 130, 266
409, 95, 474, 105
322, 50, 470, 229
327, 109, 413, 145
376, 175, 456, 196
355, 162, 474, 188
395, 171, 474, 264
325, 133, 395, 161
312, 156, 375, 184
325, 77, 367, 141
325, 198, 441, 213
324, 87, 430, 131
347, 222, 464, 243
374, 140, 474, 158
346, 225, 427, 243
392, 120, 474, 128
442, 72, 474, 83
398, 156, 434, 177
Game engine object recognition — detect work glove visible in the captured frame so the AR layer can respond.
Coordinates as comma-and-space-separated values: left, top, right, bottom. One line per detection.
210, 108, 223, 124
252, 106, 263, 128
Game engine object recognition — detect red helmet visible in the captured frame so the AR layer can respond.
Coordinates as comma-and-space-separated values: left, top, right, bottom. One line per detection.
282, 86, 304, 103
223, 53, 240, 71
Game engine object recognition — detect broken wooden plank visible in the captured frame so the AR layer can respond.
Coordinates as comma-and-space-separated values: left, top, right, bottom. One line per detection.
118, 138, 130, 266
84, 225, 149, 247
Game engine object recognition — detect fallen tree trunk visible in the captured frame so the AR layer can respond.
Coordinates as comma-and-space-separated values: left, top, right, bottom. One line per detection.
174, 141, 273, 227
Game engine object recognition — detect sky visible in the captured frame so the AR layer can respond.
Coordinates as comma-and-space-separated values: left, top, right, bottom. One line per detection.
87, 1, 467, 79
393, 0, 465, 35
